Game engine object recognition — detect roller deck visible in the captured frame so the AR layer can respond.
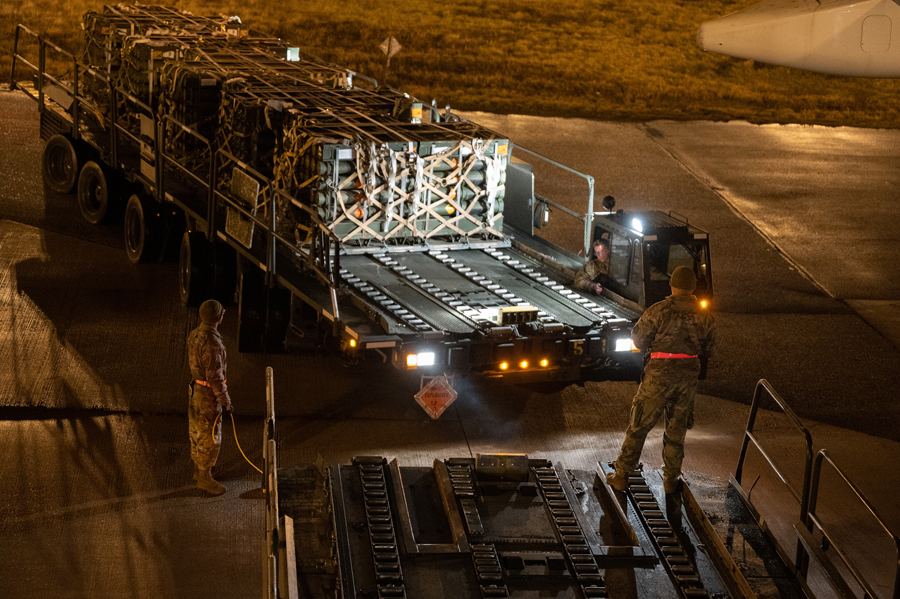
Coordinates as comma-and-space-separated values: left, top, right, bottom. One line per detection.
274, 455, 787, 599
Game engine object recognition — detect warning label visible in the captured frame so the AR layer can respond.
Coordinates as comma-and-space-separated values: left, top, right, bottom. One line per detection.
414, 376, 458, 419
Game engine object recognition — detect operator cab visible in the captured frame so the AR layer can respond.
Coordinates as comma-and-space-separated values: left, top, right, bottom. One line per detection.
590, 199, 712, 310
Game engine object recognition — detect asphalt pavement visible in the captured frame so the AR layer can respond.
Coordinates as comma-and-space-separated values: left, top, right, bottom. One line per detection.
0, 91, 898, 598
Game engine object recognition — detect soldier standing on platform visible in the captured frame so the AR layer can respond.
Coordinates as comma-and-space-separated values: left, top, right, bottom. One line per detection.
605, 266, 718, 494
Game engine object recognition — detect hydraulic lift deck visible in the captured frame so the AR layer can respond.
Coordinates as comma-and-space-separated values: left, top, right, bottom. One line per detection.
273, 455, 802, 599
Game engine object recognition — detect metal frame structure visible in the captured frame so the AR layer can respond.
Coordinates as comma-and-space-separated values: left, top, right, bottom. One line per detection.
732, 379, 899, 599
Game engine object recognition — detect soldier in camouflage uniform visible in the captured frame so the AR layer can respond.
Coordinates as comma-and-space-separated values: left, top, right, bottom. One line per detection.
187, 299, 233, 496
574, 239, 610, 294
606, 266, 717, 494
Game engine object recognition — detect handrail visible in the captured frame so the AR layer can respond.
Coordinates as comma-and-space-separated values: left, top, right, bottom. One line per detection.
263, 367, 279, 599
733, 379, 814, 571
801, 449, 900, 599
211, 146, 341, 290
509, 143, 596, 256
11, 25, 42, 106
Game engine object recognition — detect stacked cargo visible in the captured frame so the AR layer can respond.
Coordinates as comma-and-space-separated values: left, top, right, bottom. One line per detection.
76, 4, 509, 249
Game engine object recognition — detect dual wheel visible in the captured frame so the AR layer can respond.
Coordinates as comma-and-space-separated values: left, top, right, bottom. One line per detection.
42, 134, 289, 352
42, 134, 122, 224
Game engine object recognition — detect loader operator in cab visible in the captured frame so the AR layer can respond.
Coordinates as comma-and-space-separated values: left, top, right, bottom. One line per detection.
574, 238, 609, 295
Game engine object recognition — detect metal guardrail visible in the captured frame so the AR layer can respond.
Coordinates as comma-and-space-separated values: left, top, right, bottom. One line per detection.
796, 450, 900, 599
508, 144, 596, 256
733, 379, 814, 571
733, 379, 899, 599
264, 367, 279, 599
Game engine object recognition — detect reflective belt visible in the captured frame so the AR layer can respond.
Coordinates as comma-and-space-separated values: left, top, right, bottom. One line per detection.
650, 352, 698, 359
193, 379, 226, 388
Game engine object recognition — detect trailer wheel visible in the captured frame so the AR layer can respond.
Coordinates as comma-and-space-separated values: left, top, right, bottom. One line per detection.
179, 231, 213, 306
77, 161, 120, 224
124, 194, 164, 264
42, 135, 82, 194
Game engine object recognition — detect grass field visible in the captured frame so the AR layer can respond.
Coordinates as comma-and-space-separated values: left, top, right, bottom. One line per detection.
2, 0, 900, 127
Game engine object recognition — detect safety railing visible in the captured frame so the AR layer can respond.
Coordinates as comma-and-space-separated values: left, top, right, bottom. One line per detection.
733, 379, 899, 599
796, 450, 900, 599
263, 366, 279, 599
210, 147, 343, 291
509, 143, 596, 257
12, 24, 83, 135
733, 379, 814, 570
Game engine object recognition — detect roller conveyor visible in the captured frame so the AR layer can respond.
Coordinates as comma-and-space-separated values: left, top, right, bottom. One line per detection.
340, 247, 627, 339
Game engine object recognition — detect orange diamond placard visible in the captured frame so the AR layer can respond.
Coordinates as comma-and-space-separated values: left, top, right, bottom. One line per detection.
414, 376, 458, 419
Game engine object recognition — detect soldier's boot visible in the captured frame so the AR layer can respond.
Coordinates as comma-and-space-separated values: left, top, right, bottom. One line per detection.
605, 471, 628, 492
196, 468, 226, 495
663, 476, 682, 495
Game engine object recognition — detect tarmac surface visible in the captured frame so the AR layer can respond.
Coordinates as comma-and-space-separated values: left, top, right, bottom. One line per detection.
0, 91, 898, 598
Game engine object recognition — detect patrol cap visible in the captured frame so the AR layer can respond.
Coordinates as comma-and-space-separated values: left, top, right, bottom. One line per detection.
199, 299, 225, 324
670, 266, 697, 291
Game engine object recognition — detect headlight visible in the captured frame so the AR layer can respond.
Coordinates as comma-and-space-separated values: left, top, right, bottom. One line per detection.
615, 338, 638, 352
406, 351, 436, 368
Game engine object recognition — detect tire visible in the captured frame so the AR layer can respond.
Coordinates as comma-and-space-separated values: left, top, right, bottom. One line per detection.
42, 134, 81, 194
179, 231, 213, 306
124, 194, 164, 264
77, 161, 120, 224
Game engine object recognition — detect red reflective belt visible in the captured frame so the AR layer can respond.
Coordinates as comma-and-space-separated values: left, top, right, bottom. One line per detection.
650, 352, 698, 359
194, 379, 226, 388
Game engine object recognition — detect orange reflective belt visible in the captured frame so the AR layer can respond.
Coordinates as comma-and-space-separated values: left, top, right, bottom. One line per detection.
650, 352, 698, 359
194, 379, 226, 388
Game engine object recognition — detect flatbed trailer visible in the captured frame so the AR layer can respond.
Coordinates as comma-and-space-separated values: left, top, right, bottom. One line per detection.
11, 5, 714, 405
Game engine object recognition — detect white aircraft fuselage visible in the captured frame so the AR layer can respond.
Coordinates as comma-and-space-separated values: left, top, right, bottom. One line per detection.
698, 0, 900, 77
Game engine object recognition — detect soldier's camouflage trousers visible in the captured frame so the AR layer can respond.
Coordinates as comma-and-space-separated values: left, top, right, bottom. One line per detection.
613, 359, 700, 481
188, 383, 223, 470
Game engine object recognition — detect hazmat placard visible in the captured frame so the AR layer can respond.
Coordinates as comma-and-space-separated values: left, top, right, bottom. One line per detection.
380, 36, 402, 59
414, 376, 458, 419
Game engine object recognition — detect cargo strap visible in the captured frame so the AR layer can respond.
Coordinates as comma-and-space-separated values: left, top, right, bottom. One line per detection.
532, 465, 609, 598
650, 352, 698, 359
623, 469, 710, 598
353, 456, 407, 599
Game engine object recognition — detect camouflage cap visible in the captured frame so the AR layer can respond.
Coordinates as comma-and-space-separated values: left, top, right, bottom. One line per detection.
670, 266, 697, 291
199, 299, 224, 324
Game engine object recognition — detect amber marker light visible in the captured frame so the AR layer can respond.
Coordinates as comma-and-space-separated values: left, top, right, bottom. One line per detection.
519, 360, 529, 369
407, 354, 418, 368
499, 362, 509, 371
700, 299, 709, 309
540, 359, 549, 367
349, 339, 357, 348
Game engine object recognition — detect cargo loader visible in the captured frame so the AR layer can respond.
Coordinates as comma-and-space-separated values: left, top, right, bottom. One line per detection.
12, 5, 713, 409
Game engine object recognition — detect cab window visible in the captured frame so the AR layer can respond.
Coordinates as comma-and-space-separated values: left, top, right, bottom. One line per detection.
608, 235, 632, 286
